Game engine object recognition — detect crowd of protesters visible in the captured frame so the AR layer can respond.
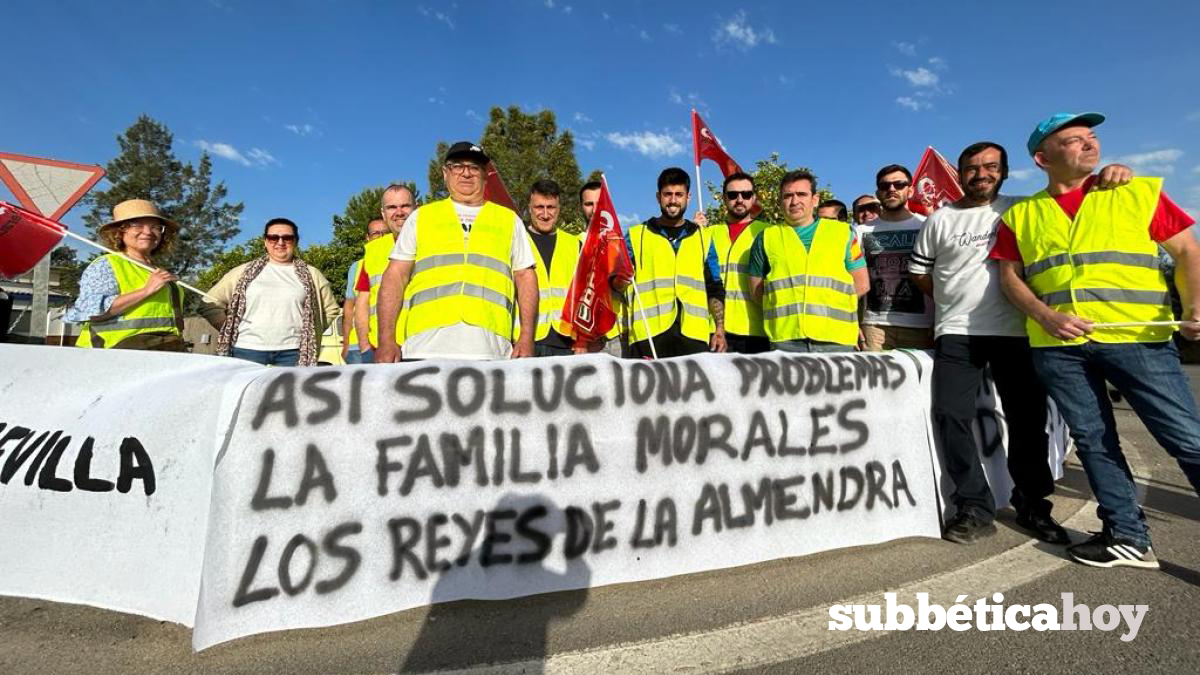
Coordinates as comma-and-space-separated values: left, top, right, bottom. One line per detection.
61, 111, 1200, 570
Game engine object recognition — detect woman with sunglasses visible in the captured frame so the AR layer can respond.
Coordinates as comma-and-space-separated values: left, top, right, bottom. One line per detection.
201, 218, 340, 366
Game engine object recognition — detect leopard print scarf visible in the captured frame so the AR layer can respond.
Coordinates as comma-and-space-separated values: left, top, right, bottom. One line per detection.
215, 256, 319, 366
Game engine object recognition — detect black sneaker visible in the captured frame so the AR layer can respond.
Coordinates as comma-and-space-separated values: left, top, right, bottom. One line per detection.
1067, 531, 1160, 569
943, 512, 997, 544
1015, 510, 1071, 545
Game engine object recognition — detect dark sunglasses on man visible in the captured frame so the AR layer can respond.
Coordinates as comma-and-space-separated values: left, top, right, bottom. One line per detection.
724, 190, 755, 201
876, 180, 910, 191
265, 234, 297, 244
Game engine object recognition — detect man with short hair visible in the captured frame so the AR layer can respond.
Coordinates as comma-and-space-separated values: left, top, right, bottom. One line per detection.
579, 180, 602, 224
859, 164, 933, 350
375, 143, 538, 361
523, 179, 583, 356
353, 184, 417, 356
623, 167, 726, 358
343, 218, 389, 364
993, 112, 1200, 568
748, 170, 869, 352
817, 199, 849, 223
695, 171, 772, 353
852, 195, 881, 226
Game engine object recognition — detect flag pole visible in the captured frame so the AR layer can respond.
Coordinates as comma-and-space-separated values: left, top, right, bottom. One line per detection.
627, 279, 659, 360
691, 109, 704, 215
56, 227, 219, 302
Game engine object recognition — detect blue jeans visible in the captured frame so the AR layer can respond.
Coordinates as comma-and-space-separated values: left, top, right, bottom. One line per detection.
230, 347, 301, 367
344, 348, 374, 364
1031, 340, 1200, 547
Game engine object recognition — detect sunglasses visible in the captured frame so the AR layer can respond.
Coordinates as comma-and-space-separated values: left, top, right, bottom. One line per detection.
725, 190, 755, 200
877, 180, 910, 191
265, 234, 297, 243
855, 203, 882, 212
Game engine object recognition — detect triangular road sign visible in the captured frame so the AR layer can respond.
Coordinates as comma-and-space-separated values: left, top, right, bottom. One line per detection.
0, 152, 105, 220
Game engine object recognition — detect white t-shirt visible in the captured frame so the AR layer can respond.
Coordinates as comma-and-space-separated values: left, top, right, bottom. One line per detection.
390, 201, 536, 360
235, 262, 308, 350
908, 196, 1026, 338
858, 214, 932, 328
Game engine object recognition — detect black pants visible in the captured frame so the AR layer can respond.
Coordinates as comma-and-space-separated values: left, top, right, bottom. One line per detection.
725, 332, 771, 354
933, 335, 1056, 520
628, 312, 708, 359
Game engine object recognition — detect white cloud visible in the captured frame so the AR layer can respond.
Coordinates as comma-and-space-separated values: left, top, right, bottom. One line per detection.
544, 0, 554, 7
601, 11, 610, 20
416, 5, 454, 29
563, 5, 572, 13
638, 28, 651, 42
664, 23, 682, 34
466, 109, 484, 122
668, 90, 683, 105
1008, 168, 1038, 181
573, 112, 592, 123
618, 212, 642, 225
778, 74, 794, 86
428, 96, 445, 105
605, 130, 685, 158
713, 11, 776, 51
893, 41, 917, 56
895, 96, 930, 112
667, 88, 706, 110
577, 137, 596, 151
1103, 148, 1184, 174
927, 56, 947, 70
891, 66, 939, 87
194, 140, 277, 167
284, 123, 316, 136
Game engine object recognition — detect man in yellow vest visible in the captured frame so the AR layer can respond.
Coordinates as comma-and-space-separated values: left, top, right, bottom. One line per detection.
748, 170, 869, 352
694, 172, 772, 353
352, 184, 416, 359
994, 112, 1200, 569
375, 142, 538, 361
623, 167, 727, 358
522, 179, 581, 356
342, 218, 389, 363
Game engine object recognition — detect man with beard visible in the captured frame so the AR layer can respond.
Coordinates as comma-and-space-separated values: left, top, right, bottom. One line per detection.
993, 113, 1199, 568
859, 165, 932, 350
694, 172, 771, 353
623, 167, 726, 358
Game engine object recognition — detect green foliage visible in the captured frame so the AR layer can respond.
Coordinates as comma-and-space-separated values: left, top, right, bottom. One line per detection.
193, 240, 262, 293
50, 246, 85, 298
83, 115, 242, 279
426, 106, 587, 230
702, 153, 834, 225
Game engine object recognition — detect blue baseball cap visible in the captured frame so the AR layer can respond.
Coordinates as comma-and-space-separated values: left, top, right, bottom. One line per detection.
1026, 112, 1105, 156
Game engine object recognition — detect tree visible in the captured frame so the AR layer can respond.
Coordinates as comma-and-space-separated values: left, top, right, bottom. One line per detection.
84, 115, 242, 279
426, 107, 588, 231
702, 153, 834, 226
50, 246, 86, 299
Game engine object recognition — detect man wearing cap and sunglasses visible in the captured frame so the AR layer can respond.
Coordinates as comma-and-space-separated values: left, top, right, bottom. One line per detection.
694, 171, 772, 353
852, 195, 882, 226
992, 112, 1200, 569
374, 142, 538, 361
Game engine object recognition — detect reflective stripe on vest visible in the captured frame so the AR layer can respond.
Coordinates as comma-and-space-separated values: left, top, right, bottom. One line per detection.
363, 233, 399, 348
516, 229, 580, 342
760, 220, 858, 346
1004, 177, 1171, 347
709, 219, 770, 336
401, 199, 517, 342
627, 223, 711, 343
76, 254, 180, 349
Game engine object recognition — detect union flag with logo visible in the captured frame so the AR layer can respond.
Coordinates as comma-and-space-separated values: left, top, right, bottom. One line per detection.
907, 146, 964, 216
561, 177, 633, 344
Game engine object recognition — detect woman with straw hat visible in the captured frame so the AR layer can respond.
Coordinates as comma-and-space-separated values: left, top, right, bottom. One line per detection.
65, 199, 186, 351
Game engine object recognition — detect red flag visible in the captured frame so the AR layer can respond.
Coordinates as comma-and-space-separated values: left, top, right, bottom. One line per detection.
483, 161, 518, 211
692, 110, 744, 177
907, 146, 964, 216
562, 177, 633, 343
0, 201, 65, 277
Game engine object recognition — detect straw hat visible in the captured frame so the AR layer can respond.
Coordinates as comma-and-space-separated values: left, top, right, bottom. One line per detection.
99, 199, 179, 235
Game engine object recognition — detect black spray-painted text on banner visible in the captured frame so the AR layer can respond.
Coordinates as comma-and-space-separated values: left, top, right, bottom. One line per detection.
0, 421, 156, 495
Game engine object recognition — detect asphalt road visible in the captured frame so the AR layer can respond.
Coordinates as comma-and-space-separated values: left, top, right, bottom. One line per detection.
2, 368, 1198, 675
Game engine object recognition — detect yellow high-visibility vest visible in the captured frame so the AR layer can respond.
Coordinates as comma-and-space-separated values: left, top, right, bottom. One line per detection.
709, 219, 771, 337
627, 223, 710, 343
1004, 177, 1172, 347
760, 220, 858, 346
517, 228, 579, 341
362, 234, 399, 348
76, 254, 180, 349
401, 199, 517, 342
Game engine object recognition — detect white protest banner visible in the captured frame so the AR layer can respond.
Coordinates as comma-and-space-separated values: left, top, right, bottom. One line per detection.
0, 344, 260, 624
192, 351, 942, 649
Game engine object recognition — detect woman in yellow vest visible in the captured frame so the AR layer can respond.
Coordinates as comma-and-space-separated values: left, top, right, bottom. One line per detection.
66, 199, 185, 351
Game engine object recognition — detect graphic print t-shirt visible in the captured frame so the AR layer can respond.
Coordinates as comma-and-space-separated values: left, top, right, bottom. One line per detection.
858, 215, 931, 328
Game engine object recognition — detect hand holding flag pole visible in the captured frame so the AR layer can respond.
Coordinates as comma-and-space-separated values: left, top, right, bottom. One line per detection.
0, 201, 217, 301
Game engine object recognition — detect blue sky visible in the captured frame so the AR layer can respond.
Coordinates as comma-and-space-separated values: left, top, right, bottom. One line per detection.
3, 0, 1199, 255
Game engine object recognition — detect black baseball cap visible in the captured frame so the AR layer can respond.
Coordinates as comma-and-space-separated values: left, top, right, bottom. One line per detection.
444, 141, 489, 165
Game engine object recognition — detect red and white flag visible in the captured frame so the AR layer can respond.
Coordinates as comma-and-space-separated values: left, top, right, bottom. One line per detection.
0, 201, 66, 278
907, 146, 963, 216
692, 110, 744, 178
562, 177, 633, 344
483, 161, 518, 211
